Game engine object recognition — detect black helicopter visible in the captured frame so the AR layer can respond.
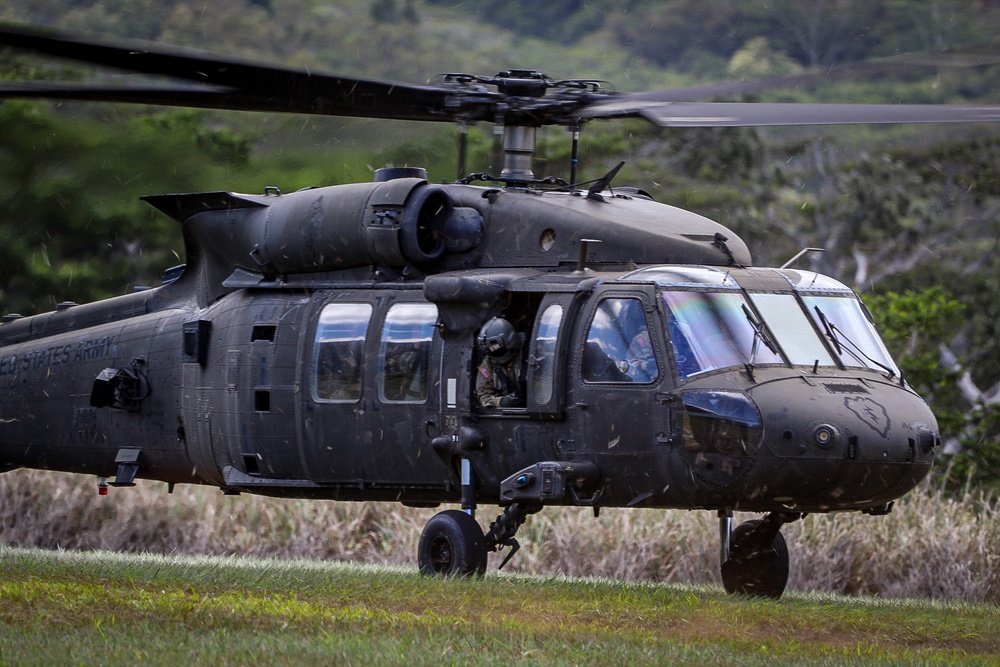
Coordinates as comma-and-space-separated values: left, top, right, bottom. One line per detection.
1, 24, 998, 598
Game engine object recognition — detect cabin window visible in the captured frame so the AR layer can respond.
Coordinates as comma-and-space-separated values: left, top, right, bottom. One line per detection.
531, 304, 563, 403
379, 302, 438, 403
314, 303, 372, 402
582, 297, 659, 383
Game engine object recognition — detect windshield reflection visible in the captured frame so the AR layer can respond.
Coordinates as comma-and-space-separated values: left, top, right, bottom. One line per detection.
661, 291, 782, 379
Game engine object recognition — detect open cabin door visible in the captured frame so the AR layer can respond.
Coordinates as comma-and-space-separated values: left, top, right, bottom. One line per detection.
498, 274, 597, 420
523, 292, 579, 420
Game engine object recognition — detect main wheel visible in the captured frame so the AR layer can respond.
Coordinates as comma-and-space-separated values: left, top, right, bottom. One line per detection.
417, 509, 488, 577
721, 519, 790, 598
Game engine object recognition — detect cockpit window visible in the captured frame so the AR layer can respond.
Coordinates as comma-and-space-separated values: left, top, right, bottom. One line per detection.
379, 302, 437, 403
660, 287, 900, 379
749, 293, 835, 368
582, 297, 659, 384
802, 295, 899, 375
661, 291, 782, 379
314, 303, 372, 402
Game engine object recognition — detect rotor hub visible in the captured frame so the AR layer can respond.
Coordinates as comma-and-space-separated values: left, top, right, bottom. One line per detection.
491, 70, 552, 98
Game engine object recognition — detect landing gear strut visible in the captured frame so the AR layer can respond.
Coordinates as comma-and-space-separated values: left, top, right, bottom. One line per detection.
483, 502, 540, 569
720, 511, 800, 598
417, 458, 589, 577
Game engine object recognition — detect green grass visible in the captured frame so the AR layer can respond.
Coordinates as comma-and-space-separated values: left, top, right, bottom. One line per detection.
1, 547, 997, 666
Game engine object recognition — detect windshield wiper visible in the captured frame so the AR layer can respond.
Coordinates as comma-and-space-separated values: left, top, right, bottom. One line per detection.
741, 304, 778, 382
813, 306, 895, 379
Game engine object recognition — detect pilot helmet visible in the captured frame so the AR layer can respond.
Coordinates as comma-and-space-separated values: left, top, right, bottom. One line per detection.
478, 317, 520, 362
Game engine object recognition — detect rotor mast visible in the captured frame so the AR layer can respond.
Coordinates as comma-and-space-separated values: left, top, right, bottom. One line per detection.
499, 125, 538, 183
493, 70, 546, 184
449, 69, 599, 186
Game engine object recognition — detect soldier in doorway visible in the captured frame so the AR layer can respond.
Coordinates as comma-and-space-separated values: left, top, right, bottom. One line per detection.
476, 317, 525, 408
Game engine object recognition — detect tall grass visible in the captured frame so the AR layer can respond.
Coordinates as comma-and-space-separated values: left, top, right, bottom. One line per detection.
1, 469, 996, 603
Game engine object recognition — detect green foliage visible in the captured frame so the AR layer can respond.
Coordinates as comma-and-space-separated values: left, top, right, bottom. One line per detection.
466, 0, 612, 44
866, 287, 1000, 491
727, 37, 804, 80
947, 404, 1000, 489
370, 0, 419, 24
606, 1, 1000, 70
837, 153, 924, 245
0, 103, 265, 315
898, 135, 1000, 200
0, 97, 464, 316
136, 109, 256, 167
867, 287, 962, 407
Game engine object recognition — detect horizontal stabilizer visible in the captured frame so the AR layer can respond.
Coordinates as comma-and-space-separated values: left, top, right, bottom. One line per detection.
142, 191, 269, 223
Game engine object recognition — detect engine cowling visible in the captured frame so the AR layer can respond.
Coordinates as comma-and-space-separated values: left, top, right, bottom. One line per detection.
144, 177, 474, 278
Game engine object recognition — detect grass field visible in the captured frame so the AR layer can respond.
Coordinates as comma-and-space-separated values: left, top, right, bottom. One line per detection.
1, 546, 998, 666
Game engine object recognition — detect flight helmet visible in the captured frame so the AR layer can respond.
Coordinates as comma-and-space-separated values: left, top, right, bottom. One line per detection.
478, 317, 520, 362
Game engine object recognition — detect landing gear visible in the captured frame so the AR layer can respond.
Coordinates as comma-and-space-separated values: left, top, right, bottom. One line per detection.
417, 510, 488, 576
418, 458, 573, 577
719, 511, 800, 598
416, 502, 539, 577
483, 502, 540, 569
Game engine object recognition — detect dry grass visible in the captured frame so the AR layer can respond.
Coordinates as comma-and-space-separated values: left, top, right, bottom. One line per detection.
1, 469, 997, 603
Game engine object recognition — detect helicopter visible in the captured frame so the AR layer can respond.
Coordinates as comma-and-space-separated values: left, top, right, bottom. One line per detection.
1, 24, 998, 599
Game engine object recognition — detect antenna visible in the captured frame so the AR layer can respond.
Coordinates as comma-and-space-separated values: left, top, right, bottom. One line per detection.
456, 120, 468, 181
780, 247, 825, 269
586, 161, 625, 201
569, 124, 581, 187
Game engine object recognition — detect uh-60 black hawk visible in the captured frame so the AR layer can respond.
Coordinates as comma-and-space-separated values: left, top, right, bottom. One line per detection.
2, 25, 999, 599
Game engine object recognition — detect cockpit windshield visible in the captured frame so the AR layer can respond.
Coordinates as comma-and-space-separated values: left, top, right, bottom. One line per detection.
661, 291, 783, 379
660, 288, 898, 379
802, 295, 899, 376
749, 293, 835, 368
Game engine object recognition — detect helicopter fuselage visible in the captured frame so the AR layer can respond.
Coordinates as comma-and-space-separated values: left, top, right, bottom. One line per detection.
0, 179, 937, 519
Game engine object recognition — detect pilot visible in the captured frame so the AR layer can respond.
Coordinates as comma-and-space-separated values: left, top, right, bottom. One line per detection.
476, 317, 525, 408
625, 325, 657, 382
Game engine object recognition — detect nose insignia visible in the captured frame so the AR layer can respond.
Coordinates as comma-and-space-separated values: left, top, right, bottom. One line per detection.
844, 396, 890, 438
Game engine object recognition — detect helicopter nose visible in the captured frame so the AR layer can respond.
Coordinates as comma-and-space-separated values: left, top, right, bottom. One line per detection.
746, 376, 939, 510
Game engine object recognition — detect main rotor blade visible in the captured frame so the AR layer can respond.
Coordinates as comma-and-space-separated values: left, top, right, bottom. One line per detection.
0, 24, 475, 122
0, 80, 465, 121
583, 98, 1000, 127
618, 53, 1000, 104
4, 24, 1000, 129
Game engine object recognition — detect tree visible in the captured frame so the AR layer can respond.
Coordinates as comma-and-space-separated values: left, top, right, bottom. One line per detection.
868, 287, 1000, 490
727, 37, 804, 80
0, 103, 261, 316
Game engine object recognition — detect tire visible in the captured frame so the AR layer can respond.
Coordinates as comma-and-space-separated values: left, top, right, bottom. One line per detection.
417, 509, 488, 577
721, 519, 790, 598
